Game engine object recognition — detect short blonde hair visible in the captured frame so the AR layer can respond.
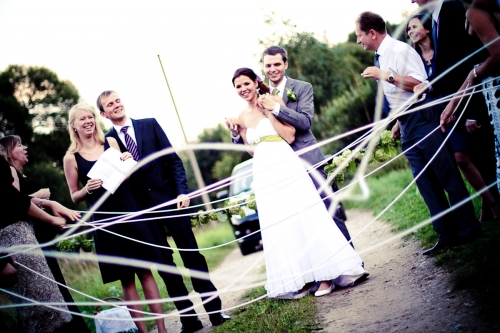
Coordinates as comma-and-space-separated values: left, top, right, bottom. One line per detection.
67, 103, 105, 153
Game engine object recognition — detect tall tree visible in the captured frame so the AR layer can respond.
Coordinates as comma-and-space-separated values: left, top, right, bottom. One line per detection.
0, 65, 81, 208
182, 123, 250, 200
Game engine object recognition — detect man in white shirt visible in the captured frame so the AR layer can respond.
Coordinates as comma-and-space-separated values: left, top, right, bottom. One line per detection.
356, 11, 481, 255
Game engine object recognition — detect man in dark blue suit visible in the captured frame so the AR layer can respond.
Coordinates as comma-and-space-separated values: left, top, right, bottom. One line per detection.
98, 91, 229, 333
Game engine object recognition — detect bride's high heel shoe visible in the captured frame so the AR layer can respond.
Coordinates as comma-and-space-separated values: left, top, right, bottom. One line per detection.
314, 280, 335, 297
292, 282, 317, 299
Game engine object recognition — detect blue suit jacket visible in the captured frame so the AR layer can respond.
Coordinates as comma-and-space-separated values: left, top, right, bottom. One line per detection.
106, 118, 189, 204
432, 0, 486, 99
276, 77, 325, 166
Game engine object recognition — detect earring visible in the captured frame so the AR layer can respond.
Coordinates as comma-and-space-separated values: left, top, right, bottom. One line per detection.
74, 128, 77, 132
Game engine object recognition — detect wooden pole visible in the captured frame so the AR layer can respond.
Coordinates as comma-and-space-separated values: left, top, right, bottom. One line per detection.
158, 55, 213, 211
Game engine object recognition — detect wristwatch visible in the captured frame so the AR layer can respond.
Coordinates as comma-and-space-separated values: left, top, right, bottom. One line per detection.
387, 73, 395, 83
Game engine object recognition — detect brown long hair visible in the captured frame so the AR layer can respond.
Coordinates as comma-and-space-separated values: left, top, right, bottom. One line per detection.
0, 135, 22, 170
232, 68, 270, 95
407, 13, 434, 56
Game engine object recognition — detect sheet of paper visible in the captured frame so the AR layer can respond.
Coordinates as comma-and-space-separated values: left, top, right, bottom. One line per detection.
87, 148, 137, 194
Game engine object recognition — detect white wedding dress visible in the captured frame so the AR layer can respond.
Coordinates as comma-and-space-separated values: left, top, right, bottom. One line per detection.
246, 118, 365, 298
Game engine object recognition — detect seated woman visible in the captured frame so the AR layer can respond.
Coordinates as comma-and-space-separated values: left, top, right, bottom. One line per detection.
0, 135, 90, 332
0, 144, 80, 333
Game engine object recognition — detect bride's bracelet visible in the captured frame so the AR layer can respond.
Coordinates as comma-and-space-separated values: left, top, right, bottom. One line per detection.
86, 185, 93, 195
38, 199, 46, 210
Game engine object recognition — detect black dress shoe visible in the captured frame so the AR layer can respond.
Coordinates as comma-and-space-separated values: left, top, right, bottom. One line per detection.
422, 236, 455, 256
210, 313, 231, 326
179, 317, 203, 333
458, 224, 482, 243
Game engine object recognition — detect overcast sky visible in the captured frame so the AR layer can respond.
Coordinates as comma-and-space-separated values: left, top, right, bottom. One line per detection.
0, 0, 417, 146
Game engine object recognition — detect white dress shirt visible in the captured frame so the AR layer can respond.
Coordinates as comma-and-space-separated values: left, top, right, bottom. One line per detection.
112, 117, 138, 147
376, 35, 427, 110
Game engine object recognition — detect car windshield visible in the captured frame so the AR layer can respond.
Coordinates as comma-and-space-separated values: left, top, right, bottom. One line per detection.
231, 163, 253, 196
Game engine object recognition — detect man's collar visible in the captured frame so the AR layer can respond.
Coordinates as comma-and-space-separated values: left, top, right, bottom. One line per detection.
376, 34, 391, 56
270, 77, 288, 92
113, 117, 132, 132
432, 0, 443, 22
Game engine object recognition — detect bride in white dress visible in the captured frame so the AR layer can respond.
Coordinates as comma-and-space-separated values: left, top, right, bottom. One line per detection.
227, 68, 365, 298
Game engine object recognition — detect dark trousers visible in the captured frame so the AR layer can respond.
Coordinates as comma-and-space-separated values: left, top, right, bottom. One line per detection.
154, 247, 198, 327
403, 130, 478, 237
308, 167, 353, 247
159, 213, 221, 322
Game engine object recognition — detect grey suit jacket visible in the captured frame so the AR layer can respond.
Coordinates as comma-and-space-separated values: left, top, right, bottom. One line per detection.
276, 77, 325, 167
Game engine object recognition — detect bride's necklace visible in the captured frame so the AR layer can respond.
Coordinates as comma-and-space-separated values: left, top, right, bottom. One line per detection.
422, 50, 434, 65
80, 141, 99, 154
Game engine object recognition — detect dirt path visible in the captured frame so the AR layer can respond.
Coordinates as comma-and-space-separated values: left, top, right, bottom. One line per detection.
152, 209, 497, 333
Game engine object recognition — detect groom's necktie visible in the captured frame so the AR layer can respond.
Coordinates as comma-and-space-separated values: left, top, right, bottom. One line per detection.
374, 53, 390, 116
272, 88, 280, 96
432, 18, 439, 57
121, 126, 140, 161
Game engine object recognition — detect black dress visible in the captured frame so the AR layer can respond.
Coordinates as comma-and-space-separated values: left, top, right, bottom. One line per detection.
74, 141, 174, 284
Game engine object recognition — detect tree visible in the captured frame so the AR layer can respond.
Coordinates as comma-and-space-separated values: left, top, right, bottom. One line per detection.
0, 65, 82, 208
181, 124, 250, 206
313, 78, 376, 154
347, 20, 409, 43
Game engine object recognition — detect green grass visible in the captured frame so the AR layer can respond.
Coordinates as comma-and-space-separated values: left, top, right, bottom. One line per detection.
344, 168, 439, 248
433, 220, 500, 319
345, 167, 500, 320
213, 287, 320, 333
58, 221, 237, 333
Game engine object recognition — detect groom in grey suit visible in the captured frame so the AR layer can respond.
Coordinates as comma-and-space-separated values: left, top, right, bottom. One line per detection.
230, 45, 353, 246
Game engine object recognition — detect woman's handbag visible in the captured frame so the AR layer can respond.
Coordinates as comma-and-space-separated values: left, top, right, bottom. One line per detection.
94, 297, 138, 333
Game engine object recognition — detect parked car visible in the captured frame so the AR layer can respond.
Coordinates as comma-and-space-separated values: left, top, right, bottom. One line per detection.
217, 159, 262, 256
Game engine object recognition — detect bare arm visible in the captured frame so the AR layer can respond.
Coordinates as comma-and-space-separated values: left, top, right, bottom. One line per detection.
29, 188, 50, 199
237, 112, 253, 157
25, 202, 67, 230
441, 9, 500, 130
361, 66, 422, 92
261, 108, 296, 144
259, 84, 314, 132
467, 8, 500, 80
63, 153, 91, 203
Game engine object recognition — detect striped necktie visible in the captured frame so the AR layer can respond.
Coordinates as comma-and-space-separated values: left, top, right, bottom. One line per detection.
120, 126, 140, 161
373, 53, 391, 116
432, 18, 438, 57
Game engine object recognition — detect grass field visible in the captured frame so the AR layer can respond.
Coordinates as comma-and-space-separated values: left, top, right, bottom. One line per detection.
344, 167, 500, 319
222, 165, 500, 331
59, 221, 237, 332
213, 287, 319, 333
4, 165, 499, 332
